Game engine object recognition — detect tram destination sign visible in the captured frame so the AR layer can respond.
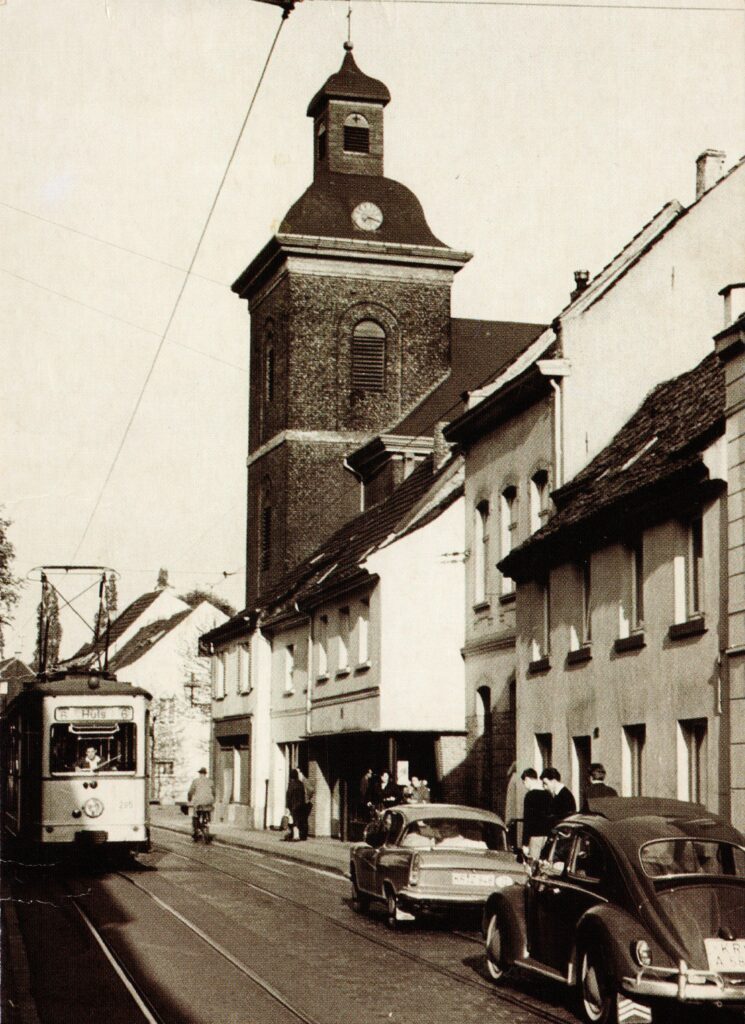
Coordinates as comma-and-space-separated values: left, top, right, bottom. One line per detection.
55, 706, 134, 722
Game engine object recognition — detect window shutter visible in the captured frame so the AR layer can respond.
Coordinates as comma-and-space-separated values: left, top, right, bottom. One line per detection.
352, 321, 385, 391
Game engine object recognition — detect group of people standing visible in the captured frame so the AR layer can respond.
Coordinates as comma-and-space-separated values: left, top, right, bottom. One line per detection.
285, 767, 315, 841
520, 763, 617, 863
359, 768, 431, 819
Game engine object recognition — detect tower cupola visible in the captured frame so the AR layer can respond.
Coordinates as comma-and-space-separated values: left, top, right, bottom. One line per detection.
307, 43, 391, 178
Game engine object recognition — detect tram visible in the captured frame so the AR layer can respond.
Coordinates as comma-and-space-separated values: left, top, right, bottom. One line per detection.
0, 566, 152, 856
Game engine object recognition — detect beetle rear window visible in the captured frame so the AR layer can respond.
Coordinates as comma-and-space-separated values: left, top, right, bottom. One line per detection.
640, 839, 745, 879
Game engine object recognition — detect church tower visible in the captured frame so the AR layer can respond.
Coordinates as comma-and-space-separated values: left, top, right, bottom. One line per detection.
233, 44, 471, 605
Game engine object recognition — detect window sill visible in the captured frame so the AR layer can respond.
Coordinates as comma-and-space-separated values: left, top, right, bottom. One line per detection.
668, 615, 706, 640
614, 631, 645, 654
499, 591, 516, 607
238, 689, 252, 697
316, 673, 329, 683
336, 668, 350, 679
214, 694, 225, 701
283, 689, 295, 698
355, 661, 371, 674
528, 656, 550, 675
472, 600, 491, 614
566, 645, 592, 666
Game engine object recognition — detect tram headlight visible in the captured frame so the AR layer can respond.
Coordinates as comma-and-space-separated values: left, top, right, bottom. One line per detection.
83, 798, 104, 818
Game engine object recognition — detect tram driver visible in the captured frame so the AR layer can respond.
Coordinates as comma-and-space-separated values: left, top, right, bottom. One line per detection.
76, 745, 103, 772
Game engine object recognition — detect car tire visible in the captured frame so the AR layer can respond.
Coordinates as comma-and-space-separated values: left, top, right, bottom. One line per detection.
385, 887, 399, 930
350, 870, 370, 914
485, 911, 511, 983
578, 943, 618, 1024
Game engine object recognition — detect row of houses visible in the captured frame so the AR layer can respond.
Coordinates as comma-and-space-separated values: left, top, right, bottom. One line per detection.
198, 45, 745, 837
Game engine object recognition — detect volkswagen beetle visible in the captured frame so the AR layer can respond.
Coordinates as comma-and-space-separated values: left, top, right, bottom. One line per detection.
483, 797, 745, 1023
349, 803, 524, 928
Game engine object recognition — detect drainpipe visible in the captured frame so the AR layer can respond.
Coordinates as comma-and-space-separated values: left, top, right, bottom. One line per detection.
537, 356, 571, 489
343, 457, 365, 512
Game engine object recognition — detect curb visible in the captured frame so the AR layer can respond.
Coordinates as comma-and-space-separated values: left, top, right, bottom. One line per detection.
151, 821, 350, 878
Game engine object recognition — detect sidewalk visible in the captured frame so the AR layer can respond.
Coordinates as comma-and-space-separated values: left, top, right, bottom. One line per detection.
150, 804, 352, 876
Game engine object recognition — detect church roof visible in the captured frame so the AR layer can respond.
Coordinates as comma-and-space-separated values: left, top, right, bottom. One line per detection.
278, 172, 446, 248
307, 48, 391, 118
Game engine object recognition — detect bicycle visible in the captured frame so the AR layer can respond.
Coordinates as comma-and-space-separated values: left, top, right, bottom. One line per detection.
192, 805, 213, 844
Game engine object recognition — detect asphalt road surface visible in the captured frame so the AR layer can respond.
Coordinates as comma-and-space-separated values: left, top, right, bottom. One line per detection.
3, 830, 743, 1024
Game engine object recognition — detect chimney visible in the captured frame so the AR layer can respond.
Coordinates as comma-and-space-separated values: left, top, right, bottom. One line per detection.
433, 421, 452, 470
720, 283, 745, 328
570, 270, 590, 302
696, 149, 726, 199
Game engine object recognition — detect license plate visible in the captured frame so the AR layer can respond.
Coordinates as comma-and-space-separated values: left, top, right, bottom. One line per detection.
452, 872, 495, 887
704, 938, 745, 972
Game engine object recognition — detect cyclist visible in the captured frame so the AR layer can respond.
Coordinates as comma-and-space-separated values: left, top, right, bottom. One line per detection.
187, 767, 215, 842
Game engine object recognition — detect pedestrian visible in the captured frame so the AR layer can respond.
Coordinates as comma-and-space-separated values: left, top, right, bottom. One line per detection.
187, 767, 215, 840
286, 768, 305, 841
540, 767, 577, 829
370, 769, 399, 811
359, 767, 374, 819
297, 768, 314, 840
581, 763, 618, 811
409, 774, 430, 803
520, 768, 552, 865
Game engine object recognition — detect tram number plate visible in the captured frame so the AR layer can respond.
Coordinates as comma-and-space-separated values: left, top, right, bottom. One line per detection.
705, 938, 745, 972
56, 706, 133, 721
452, 872, 495, 887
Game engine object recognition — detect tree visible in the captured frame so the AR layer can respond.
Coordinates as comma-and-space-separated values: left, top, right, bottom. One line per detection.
156, 567, 170, 590
32, 580, 62, 673
94, 573, 119, 640
0, 513, 21, 659
178, 589, 236, 619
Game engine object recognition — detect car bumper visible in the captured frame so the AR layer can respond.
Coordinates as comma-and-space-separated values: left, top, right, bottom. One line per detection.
624, 967, 745, 1004
397, 887, 492, 910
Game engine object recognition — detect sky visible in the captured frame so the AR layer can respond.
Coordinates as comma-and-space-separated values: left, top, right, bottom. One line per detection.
2, 0, 744, 661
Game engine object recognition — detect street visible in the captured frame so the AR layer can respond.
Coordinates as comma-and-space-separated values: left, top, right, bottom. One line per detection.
4, 827, 743, 1024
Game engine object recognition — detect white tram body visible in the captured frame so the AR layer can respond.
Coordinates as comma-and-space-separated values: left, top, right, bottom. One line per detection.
2, 673, 152, 852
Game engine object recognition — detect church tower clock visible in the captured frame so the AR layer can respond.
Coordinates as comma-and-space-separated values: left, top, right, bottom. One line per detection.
233, 44, 471, 605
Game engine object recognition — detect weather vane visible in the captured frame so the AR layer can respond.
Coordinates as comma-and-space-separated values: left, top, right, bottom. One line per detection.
346, 0, 353, 50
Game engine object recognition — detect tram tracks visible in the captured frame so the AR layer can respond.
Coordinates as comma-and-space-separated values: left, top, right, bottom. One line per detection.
149, 838, 576, 1024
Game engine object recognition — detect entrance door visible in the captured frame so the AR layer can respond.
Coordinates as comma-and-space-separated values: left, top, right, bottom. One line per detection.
572, 736, 591, 811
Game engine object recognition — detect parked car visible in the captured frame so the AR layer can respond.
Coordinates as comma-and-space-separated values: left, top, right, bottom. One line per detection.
349, 803, 524, 928
483, 797, 745, 1024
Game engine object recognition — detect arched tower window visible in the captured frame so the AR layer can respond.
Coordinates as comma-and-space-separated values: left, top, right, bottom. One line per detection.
343, 113, 370, 153
260, 479, 273, 573
316, 122, 327, 162
264, 340, 275, 404
351, 320, 385, 391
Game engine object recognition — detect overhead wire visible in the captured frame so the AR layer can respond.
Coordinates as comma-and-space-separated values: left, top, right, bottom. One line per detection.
311, 0, 741, 12
71, 12, 290, 562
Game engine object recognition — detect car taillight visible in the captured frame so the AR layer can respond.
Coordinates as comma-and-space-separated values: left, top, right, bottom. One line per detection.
409, 854, 421, 886
633, 940, 653, 967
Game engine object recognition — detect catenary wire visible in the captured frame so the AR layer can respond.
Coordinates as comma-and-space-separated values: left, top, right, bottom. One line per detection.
71, 13, 289, 562
311, 0, 742, 12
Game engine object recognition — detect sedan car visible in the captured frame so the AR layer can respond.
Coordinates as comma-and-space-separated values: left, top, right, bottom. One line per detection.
483, 797, 745, 1024
349, 803, 524, 928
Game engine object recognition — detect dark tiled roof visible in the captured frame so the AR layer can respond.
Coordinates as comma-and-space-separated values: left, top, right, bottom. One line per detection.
278, 172, 446, 249
394, 318, 546, 439
0, 657, 34, 706
109, 609, 192, 672
501, 350, 725, 580
68, 590, 161, 664
307, 49, 391, 118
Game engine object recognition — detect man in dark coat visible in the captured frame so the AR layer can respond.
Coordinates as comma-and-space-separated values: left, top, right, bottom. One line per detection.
520, 767, 552, 863
286, 768, 305, 841
540, 767, 577, 829
581, 763, 618, 811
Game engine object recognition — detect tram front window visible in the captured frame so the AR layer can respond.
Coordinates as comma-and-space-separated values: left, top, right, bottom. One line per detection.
50, 724, 137, 774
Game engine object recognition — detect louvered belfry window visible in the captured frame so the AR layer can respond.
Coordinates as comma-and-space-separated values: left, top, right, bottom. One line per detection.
343, 113, 370, 154
352, 320, 386, 391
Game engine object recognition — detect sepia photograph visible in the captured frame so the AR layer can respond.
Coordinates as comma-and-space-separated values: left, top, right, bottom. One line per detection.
1, 0, 744, 1021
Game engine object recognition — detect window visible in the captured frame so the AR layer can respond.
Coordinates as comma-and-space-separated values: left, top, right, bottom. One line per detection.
351, 320, 385, 391
238, 644, 251, 694
473, 501, 490, 605
316, 614, 328, 678
689, 517, 704, 615
572, 735, 591, 810
357, 600, 369, 665
260, 504, 272, 572
678, 718, 707, 803
343, 112, 370, 153
571, 833, 605, 882
582, 558, 592, 643
264, 343, 275, 403
50, 722, 137, 775
212, 653, 225, 699
529, 469, 549, 534
622, 724, 646, 796
570, 558, 592, 653
316, 122, 327, 161
618, 537, 644, 639
535, 732, 552, 772
338, 607, 350, 672
500, 486, 518, 595
530, 576, 551, 664
284, 644, 295, 694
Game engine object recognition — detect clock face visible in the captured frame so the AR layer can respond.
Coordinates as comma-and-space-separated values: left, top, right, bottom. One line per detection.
352, 201, 383, 232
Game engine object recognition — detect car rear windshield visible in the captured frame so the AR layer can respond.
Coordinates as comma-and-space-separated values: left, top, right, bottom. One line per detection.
402, 817, 506, 851
640, 839, 745, 879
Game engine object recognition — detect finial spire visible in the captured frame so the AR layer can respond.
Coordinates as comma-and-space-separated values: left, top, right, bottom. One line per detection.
345, 0, 353, 50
